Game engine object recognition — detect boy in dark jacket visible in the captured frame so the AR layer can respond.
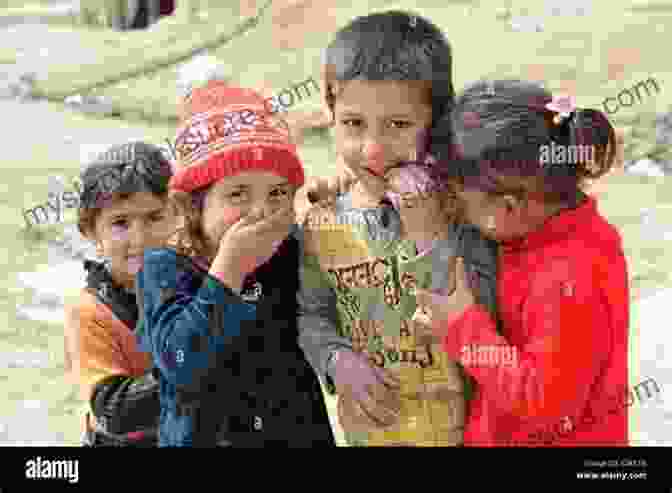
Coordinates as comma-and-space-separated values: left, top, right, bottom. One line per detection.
65, 142, 177, 446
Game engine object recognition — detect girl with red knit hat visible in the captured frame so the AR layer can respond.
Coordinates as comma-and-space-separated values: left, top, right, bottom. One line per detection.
135, 79, 335, 447
416, 80, 629, 447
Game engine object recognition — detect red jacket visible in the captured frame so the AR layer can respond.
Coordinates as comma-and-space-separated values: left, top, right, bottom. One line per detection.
437, 196, 629, 446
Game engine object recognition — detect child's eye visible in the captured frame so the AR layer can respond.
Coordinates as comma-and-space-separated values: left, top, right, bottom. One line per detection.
149, 212, 166, 222
227, 191, 248, 201
340, 118, 363, 128
390, 120, 412, 129
270, 188, 289, 198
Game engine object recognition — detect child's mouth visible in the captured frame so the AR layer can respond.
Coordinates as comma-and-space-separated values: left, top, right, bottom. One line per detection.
365, 161, 387, 178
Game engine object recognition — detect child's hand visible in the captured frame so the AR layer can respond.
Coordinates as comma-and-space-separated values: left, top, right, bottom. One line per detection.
212, 207, 295, 291
415, 257, 476, 336
385, 165, 451, 244
332, 350, 402, 429
344, 161, 391, 209
302, 173, 357, 206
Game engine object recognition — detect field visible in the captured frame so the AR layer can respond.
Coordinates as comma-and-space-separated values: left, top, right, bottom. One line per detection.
0, 0, 671, 446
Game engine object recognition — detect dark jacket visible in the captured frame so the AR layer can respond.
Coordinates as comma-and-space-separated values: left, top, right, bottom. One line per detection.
69, 260, 159, 447
136, 233, 335, 447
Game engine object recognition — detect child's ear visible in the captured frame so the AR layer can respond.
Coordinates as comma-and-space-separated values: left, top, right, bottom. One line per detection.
502, 194, 523, 214
438, 186, 459, 215
319, 60, 336, 124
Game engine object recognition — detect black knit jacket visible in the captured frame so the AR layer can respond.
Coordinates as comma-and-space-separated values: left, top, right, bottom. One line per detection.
84, 260, 159, 446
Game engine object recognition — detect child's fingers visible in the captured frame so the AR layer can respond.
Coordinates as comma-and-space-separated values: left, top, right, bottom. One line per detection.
454, 257, 471, 292
245, 207, 294, 236
226, 208, 262, 235
414, 288, 440, 311
373, 366, 402, 390
359, 384, 399, 427
338, 387, 379, 429
338, 170, 358, 195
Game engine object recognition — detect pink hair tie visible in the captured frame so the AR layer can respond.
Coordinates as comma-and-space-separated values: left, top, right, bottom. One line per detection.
545, 93, 576, 125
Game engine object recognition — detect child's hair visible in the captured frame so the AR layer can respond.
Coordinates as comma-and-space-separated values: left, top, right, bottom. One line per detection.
434, 79, 617, 206
77, 141, 174, 238
167, 186, 211, 260
322, 10, 455, 127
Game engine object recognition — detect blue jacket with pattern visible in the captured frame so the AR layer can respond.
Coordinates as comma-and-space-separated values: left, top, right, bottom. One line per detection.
136, 232, 335, 447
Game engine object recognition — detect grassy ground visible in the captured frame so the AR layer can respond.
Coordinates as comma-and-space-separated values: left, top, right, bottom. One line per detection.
1, 0, 671, 445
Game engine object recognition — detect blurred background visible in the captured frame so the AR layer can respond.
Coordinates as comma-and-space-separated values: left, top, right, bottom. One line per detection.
0, 0, 670, 446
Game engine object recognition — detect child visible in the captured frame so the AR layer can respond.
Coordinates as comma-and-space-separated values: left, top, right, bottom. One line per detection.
416, 79, 629, 447
64, 141, 177, 446
297, 10, 500, 446
136, 80, 335, 447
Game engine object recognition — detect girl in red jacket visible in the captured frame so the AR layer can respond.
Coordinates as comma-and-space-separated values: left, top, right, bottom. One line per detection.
416, 79, 629, 447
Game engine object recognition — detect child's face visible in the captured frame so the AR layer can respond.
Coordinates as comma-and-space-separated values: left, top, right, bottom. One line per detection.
332, 80, 433, 180
456, 187, 530, 242
201, 172, 297, 255
92, 191, 178, 289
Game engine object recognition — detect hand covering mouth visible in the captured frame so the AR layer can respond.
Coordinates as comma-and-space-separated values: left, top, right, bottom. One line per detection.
127, 255, 143, 274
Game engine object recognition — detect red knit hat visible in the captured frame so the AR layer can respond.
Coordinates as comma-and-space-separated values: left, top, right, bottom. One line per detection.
169, 81, 305, 192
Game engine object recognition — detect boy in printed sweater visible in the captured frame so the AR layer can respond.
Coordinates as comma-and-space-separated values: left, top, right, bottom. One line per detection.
296, 11, 500, 446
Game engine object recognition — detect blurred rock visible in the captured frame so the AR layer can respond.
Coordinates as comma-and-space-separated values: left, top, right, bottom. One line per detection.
64, 93, 117, 116
176, 53, 229, 100
544, 0, 591, 16
0, 400, 67, 446
0, 70, 36, 101
626, 158, 666, 178
654, 111, 672, 146
509, 16, 544, 32
1, 349, 53, 369
640, 208, 672, 242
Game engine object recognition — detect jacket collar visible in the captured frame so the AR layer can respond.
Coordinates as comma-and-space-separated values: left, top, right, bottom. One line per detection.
500, 194, 598, 253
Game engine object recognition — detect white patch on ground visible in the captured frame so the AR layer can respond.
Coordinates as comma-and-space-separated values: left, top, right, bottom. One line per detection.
629, 288, 672, 445
0, 400, 67, 446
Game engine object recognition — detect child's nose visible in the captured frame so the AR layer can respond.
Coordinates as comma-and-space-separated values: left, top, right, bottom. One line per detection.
364, 141, 385, 162
363, 142, 387, 176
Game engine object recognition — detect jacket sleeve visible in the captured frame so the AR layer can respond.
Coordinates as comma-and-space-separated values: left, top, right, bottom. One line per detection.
437, 255, 612, 424
136, 248, 257, 387
64, 300, 133, 400
90, 372, 160, 434
296, 227, 353, 394
295, 200, 403, 393
64, 299, 159, 433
